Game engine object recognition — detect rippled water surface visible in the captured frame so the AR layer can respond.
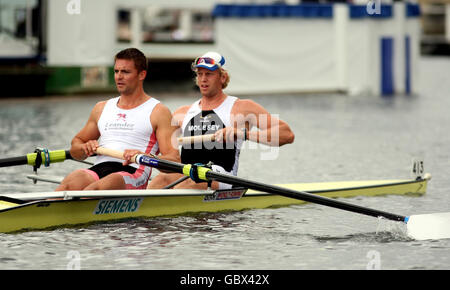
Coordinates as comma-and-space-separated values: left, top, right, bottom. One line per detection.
0, 57, 449, 270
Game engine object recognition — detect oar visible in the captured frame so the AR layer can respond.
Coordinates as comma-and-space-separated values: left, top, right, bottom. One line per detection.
96, 147, 450, 241
0, 149, 73, 168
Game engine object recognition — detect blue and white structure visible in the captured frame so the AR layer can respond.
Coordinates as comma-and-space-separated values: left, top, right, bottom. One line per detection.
213, 3, 421, 96
2, 1, 421, 96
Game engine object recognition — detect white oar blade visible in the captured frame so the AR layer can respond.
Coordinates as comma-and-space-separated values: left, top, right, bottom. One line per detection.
407, 212, 450, 240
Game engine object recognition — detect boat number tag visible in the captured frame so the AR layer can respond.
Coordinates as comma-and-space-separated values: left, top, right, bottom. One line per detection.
93, 198, 143, 215
203, 188, 247, 202
411, 159, 424, 179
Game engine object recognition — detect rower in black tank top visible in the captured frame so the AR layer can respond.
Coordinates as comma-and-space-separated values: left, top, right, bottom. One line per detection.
180, 96, 241, 175
181, 110, 237, 172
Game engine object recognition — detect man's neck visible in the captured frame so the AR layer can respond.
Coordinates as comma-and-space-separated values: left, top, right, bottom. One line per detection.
118, 88, 150, 109
200, 91, 227, 111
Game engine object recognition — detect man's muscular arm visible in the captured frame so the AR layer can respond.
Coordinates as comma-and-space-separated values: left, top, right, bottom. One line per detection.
70, 101, 105, 160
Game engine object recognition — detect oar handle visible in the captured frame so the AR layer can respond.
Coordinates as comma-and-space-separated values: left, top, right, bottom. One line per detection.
95, 147, 137, 163
177, 134, 215, 145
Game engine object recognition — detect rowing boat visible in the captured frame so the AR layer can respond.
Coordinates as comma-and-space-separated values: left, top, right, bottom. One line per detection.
2, 148, 449, 240
0, 175, 430, 234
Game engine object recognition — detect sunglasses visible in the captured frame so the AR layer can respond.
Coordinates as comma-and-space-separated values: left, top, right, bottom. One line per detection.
194, 57, 221, 67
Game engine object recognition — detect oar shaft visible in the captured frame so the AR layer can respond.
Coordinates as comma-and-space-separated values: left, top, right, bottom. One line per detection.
95, 147, 408, 223
0, 156, 28, 168
0, 150, 72, 168
205, 170, 407, 222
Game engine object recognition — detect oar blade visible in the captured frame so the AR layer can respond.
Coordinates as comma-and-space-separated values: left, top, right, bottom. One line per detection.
406, 212, 450, 240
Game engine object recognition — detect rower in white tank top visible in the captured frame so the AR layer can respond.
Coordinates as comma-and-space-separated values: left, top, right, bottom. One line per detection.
96, 96, 160, 167
80, 96, 161, 189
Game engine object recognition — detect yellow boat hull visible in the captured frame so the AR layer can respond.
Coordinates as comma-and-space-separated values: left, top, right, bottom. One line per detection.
0, 177, 429, 233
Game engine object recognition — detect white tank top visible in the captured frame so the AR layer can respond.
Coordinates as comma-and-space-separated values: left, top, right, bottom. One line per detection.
95, 96, 160, 168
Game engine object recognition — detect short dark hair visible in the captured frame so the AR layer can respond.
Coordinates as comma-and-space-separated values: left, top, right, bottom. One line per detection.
114, 48, 148, 72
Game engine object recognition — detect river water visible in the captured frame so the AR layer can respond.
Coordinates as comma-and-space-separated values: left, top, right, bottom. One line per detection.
0, 56, 449, 271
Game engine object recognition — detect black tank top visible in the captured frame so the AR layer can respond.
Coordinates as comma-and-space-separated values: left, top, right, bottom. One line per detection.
180, 96, 241, 174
